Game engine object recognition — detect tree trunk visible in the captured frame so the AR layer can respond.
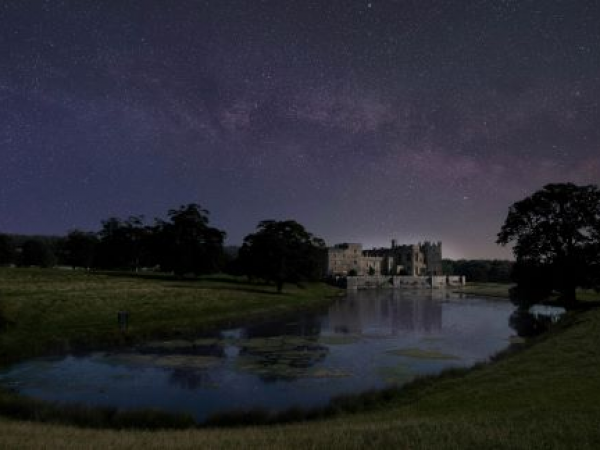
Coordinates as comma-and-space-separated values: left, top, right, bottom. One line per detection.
276, 279, 283, 293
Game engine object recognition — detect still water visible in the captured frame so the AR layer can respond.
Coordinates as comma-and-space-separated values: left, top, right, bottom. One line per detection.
0, 290, 552, 421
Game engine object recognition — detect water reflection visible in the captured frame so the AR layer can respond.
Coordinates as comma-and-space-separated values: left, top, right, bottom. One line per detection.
168, 368, 215, 390
328, 291, 442, 335
243, 314, 323, 338
509, 305, 565, 338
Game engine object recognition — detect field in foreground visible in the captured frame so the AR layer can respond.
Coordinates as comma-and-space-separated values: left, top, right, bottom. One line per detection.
1, 272, 600, 448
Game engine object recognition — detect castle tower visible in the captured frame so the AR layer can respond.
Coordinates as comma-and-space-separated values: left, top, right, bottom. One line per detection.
422, 241, 443, 275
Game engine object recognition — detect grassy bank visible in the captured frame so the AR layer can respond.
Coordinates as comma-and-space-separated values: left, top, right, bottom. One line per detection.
452, 282, 513, 298
0, 295, 599, 447
0, 268, 338, 363
454, 282, 600, 307
1, 273, 600, 448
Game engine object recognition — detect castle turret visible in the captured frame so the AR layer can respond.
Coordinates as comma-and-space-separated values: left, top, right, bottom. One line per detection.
421, 241, 443, 275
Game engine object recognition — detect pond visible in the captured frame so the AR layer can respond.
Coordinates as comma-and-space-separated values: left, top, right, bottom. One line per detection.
0, 290, 562, 422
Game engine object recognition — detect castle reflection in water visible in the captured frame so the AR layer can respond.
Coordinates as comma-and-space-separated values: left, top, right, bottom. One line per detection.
326, 290, 443, 336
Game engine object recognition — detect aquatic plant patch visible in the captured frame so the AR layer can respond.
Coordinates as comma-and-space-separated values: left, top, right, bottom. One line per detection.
101, 353, 223, 370
318, 335, 361, 346
386, 347, 460, 360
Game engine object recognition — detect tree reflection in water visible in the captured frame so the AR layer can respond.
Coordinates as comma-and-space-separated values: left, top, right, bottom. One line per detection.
168, 368, 216, 390
509, 308, 562, 338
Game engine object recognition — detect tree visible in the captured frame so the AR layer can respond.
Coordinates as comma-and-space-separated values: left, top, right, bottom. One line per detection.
442, 259, 513, 283
63, 230, 98, 269
497, 183, 600, 307
155, 204, 226, 276
238, 220, 326, 293
95, 216, 150, 270
0, 300, 8, 332
0, 234, 15, 266
19, 239, 55, 267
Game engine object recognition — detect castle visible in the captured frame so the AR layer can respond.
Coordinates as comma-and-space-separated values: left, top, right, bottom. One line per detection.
327, 240, 443, 277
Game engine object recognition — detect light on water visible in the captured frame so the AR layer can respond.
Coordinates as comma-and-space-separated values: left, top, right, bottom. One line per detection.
0, 291, 558, 421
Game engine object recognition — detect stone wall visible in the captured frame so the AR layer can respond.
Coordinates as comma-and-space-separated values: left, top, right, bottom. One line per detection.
327, 243, 363, 276
393, 276, 431, 288
345, 275, 466, 290
446, 275, 466, 286
359, 256, 383, 275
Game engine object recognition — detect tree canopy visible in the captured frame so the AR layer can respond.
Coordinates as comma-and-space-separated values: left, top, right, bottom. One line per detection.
238, 220, 325, 292
0, 234, 15, 266
442, 259, 513, 283
19, 239, 56, 268
62, 230, 99, 269
95, 216, 150, 270
497, 183, 600, 306
154, 204, 226, 276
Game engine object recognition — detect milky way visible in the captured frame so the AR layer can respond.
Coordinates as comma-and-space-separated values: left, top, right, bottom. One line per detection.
1, 0, 599, 258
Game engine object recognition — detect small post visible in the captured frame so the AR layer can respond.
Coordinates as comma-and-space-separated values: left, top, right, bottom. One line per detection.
117, 311, 129, 332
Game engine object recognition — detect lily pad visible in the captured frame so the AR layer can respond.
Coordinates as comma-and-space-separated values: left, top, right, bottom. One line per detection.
309, 368, 351, 378
282, 336, 319, 346
151, 355, 222, 369
237, 337, 285, 349
319, 335, 361, 345
236, 359, 304, 378
104, 353, 222, 370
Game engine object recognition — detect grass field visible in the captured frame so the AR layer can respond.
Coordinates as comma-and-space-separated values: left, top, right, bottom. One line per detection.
0, 268, 338, 364
1, 270, 600, 448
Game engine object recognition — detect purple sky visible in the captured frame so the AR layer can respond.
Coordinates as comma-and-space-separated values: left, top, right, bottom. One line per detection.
1, 0, 599, 259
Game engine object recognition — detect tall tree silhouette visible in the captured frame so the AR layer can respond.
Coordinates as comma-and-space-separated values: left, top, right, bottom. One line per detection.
497, 183, 600, 307
239, 220, 325, 293
155, 204, 226, 276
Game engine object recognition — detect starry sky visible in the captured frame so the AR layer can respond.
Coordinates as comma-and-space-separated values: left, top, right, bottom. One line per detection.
1, 0, 599, 259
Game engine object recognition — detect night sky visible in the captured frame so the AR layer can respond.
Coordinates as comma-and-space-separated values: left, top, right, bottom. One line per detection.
1, 1, 599, 259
